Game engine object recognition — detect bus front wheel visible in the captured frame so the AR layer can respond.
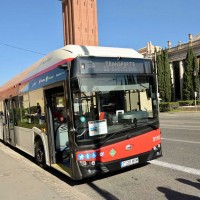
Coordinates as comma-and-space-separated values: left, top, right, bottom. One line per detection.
35, 139, 46, 168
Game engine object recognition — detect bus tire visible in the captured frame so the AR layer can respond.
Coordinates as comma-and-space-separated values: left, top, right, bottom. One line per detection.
35, 139, 46, 168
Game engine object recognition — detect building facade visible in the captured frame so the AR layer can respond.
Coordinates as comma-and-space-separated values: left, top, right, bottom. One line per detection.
61, 0, 98, 46
168, 34, 200, 100
138, 41, 162, 59
138, 34, 200, 100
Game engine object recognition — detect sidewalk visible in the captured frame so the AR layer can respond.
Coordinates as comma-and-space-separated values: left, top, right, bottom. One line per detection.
0, 142, 91, 200
178, 105, 200, 111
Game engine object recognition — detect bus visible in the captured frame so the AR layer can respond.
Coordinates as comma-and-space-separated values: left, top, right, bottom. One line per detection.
0, 45, 162, 180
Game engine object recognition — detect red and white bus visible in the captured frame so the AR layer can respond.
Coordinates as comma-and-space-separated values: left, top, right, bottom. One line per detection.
0, 45, 162, 180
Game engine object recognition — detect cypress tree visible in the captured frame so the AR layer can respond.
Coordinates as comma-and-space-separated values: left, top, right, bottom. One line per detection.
156, 50, 164, 100
156, 49, 172, 102
163, 49, 172, 102
182, 47, 199, 100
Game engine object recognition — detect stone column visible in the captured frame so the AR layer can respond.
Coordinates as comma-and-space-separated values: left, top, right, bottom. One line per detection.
179, 60, 184, 100
168, 41, 171, 49
170, 62, 175, 101
189, 34, 193, 47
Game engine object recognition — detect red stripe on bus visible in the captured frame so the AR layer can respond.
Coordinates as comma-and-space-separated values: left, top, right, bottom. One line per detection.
76, 129, 161, 163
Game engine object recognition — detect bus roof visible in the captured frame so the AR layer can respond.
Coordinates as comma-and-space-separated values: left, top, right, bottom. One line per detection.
0, 45, 143, 97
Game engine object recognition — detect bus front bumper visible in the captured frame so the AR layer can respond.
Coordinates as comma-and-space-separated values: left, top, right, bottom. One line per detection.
79, 144, 162, 178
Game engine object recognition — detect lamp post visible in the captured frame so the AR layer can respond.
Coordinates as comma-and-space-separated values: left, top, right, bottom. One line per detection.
193, 71, 197, 111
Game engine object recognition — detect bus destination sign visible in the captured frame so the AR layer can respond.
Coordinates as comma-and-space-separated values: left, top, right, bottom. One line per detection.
75, 57, 152, 76
104, 61, 141, 73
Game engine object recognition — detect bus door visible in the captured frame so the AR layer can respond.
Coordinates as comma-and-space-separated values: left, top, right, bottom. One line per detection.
45, 85, 70, 166
4, 98, 16, 146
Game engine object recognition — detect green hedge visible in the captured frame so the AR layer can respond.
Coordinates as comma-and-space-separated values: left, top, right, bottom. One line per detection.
159, 100, 200, 112
159, 102, 179, 112
17, 121, 46, 129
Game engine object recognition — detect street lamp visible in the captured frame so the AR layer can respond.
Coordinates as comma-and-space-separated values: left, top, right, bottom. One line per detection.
193, 70, 197, 111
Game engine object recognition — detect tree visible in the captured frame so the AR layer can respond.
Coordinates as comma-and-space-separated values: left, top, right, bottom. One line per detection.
156, 49, 164, 100
163, 49, 172, 102
182, 47, 199, 100
156, 49, 172, 102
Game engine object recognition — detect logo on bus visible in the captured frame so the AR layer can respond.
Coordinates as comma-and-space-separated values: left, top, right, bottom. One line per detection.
109, 148, 116, 157
125, 144, 133, 151
78, 154, 84, 160
77, 151, 105, 160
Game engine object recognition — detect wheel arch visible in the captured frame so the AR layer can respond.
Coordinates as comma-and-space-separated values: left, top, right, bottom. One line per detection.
33, 127, 50, 166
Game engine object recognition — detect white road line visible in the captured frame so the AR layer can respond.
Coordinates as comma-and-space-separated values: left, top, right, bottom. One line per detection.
149, 160, 200, 176
161, 124, 200, 128
162, 137, 200, 144
160, 125, 200, 131
161, 121, 200, 124
160, 115, 180, 117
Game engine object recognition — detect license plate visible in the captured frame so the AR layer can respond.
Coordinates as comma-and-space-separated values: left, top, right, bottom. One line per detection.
120, 157, 139, 168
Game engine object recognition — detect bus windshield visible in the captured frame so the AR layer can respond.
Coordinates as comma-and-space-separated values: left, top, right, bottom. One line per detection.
71, 74, 158, 143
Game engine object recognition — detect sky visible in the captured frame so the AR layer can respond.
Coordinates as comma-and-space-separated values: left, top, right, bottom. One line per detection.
0, 0, 200, 86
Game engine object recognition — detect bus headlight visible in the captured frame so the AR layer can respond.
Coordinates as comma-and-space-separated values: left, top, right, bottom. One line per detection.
79, 161, 87, 166
79, 160, 96, 166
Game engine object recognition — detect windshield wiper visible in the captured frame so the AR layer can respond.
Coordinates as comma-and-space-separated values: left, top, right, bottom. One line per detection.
123, 118, 158, 130
100, 131, 120, 146
146, 121, 158, 130
76, 128, 88, 138
99, 121, 158, 146
136, 119, 158, 130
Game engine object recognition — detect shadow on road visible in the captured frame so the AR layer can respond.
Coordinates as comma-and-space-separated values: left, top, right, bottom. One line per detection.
157, 187, 200, 200
176, 178, 200, 190
158, 178, 200, 200
87, 182, 119, 200
77, 162, 150, 184
47, 162, 150, 186
4, 144, 150, 186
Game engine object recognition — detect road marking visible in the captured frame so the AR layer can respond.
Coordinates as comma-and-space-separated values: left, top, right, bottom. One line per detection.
160, 115, 180, 117
161, 124, 200, 128
162, 137, 200, 144
150, 160, 200, 176
161, 125, 200, 131
161, 121, 200, 124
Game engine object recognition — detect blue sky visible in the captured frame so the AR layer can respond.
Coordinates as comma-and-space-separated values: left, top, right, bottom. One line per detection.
0, 0, 200, 86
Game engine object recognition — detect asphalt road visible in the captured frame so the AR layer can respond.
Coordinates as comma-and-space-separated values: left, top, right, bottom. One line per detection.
159, 112, 200, 170
0, 111, 200, 200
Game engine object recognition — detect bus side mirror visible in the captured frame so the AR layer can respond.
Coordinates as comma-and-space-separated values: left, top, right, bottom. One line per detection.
146, 85, 152, 100
146, 89, 151, 99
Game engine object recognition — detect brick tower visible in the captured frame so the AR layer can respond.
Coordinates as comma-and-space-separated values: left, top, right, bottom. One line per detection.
62, 0, 98, 46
